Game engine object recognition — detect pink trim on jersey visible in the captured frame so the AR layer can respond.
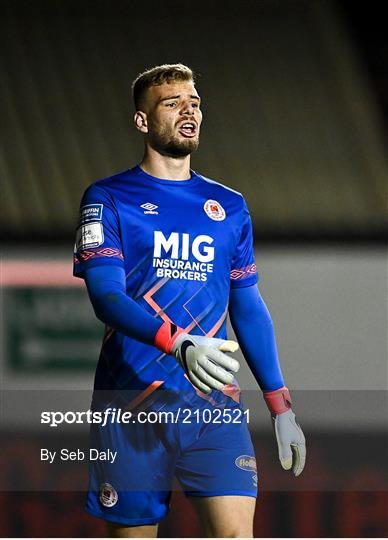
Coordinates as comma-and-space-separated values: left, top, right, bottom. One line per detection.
207, 307, 228, 337
75, 247, 124, 263
184, 375, 241, 405
143, 277, 174, 323
124, 380, 164, 411
230, 263, 257, 281
222, 383, 241, 404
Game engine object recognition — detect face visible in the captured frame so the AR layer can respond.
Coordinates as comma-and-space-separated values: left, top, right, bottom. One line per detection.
136, 80, 202, 157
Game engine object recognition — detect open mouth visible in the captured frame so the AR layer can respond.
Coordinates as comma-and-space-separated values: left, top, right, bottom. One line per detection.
178, 122, 197, 138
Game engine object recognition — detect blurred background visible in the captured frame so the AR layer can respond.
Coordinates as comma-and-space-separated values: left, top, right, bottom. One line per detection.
1, 0, 387, 536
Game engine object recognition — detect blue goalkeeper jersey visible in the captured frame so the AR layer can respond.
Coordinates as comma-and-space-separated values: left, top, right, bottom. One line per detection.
73, 165, 258, 405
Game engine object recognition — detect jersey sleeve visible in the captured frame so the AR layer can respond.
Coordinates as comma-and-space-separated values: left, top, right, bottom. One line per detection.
73, 184, 125, 279
230, 198, 258, 288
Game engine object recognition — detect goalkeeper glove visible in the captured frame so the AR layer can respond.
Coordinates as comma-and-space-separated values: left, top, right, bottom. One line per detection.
155, 321, 240, 394
263, 386, 306, 476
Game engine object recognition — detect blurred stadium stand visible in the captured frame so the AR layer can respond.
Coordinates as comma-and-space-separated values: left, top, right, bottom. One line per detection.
1, 0, 387, 537
1, 0, 387, 241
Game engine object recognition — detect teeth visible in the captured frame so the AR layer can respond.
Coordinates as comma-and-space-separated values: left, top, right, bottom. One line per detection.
182, 123, 194, 129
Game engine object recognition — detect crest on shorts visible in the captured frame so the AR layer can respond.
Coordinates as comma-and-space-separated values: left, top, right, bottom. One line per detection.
99, 482, 118, 507
235, 455, 257, 472
204, 200, 226, 221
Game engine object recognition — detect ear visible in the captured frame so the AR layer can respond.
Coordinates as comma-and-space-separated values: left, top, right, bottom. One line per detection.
134, 111, 148, 134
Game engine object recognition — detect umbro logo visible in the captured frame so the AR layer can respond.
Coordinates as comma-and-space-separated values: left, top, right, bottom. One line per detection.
140, 203, 159, 215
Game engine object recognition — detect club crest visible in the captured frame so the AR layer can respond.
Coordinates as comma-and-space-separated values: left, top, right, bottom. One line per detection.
204, 200, 226, 221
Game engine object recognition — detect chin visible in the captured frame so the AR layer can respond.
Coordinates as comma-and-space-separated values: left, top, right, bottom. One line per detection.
159, 138, 199, 158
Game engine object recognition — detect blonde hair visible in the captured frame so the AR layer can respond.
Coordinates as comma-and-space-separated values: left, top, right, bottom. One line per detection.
132, 63, 195, 109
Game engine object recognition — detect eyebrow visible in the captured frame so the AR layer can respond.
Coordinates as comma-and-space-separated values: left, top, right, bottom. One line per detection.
159, 95, 200, 102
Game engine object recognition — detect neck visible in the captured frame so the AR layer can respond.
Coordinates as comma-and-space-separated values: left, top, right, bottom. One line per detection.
140, 145, 191, 180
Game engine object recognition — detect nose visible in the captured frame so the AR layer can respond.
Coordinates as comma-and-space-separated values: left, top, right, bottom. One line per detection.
180, 101, 195, 116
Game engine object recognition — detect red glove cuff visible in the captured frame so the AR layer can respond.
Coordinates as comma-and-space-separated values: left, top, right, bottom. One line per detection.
263, 386, 292, 415
154, 321, 184, 354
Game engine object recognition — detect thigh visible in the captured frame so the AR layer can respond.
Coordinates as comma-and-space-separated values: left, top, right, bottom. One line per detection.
190, 495, 256, 537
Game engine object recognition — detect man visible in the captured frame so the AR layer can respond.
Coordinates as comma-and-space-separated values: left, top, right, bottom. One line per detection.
73, 64, 306, 538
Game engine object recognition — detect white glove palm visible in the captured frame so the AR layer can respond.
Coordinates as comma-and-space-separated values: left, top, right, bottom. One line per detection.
172, 334, 240, 394
273, 409, 306, 476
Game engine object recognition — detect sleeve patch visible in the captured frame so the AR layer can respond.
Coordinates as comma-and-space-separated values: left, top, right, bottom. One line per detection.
80, 203, 103, 223
230, 263, 257, 280
76, 222, 104, 249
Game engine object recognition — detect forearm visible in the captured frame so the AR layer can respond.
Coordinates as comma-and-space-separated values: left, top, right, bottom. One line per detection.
229, 284, 285, 391
85, 266, 163, 345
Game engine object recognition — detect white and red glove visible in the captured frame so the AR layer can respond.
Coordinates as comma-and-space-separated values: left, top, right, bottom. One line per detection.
264, 386, 306, 476
154, 321, 240, 394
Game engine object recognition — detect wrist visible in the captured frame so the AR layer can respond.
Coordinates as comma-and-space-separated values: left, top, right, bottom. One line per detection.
154, 321, 184, 354
263, 385, 292, 415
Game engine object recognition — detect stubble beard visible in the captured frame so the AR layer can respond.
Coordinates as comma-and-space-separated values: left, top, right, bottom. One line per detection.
148, 125, 199, 158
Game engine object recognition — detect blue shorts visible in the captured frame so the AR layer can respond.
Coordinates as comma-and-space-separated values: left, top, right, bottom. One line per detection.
85, 392, 257, 526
